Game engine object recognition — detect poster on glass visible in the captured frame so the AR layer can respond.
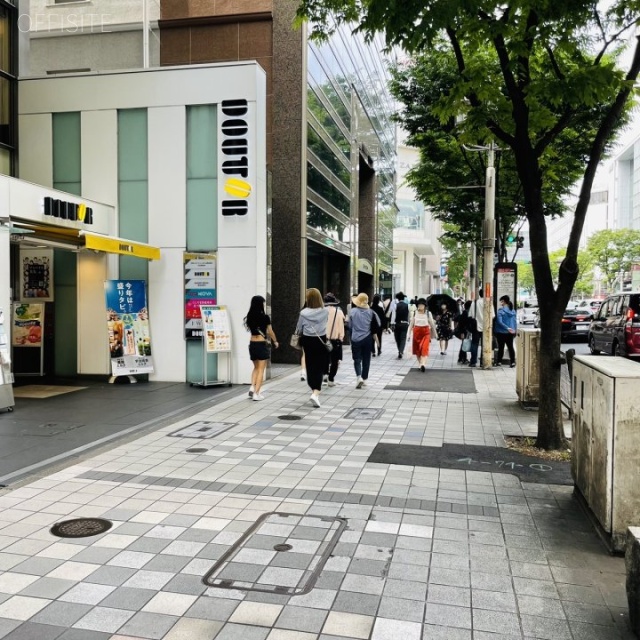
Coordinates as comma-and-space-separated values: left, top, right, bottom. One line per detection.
105, 280, 154, 376
19, 249, 54, 302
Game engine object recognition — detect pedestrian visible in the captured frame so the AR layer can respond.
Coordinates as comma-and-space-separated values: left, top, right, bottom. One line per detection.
407, 298, 438, 372
390, 292, 410, 358
435, 303, 455, 354
244, 295, 279, 401
323, 292, 345, 386
382, 294, 393, 333
468, 288, 495, 367
370, 294, 386, 357
295, 288, 329, 407
455, 300, 473, 364
495, 295, 517, 367
348, 292, 380, 388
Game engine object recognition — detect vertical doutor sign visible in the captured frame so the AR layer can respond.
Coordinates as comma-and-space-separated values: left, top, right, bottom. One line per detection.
219, 99, 253, 219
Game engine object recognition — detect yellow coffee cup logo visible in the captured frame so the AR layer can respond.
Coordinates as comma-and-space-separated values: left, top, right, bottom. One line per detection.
224, 178, 252, 199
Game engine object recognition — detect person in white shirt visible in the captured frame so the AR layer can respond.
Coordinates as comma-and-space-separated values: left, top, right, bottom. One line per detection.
407, 298, 438, 372
467, 289, 495, 367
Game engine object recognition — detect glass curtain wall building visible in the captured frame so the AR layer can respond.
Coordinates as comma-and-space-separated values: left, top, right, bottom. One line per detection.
306, 20, 396, 298
0, 0, 16, 175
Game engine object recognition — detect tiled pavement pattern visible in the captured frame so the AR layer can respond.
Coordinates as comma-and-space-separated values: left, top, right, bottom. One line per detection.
0, 345, 631, 639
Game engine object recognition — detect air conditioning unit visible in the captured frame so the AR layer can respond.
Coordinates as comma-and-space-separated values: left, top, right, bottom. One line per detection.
571, 355, 640, 552
515, 328, 540, 405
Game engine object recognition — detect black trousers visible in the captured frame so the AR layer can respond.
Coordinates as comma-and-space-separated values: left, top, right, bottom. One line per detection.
496, 333, 515, 365
301, 334, 328, 392
326, 340, 343, 381
371, 327, 383, 354
394, 323, 409, 354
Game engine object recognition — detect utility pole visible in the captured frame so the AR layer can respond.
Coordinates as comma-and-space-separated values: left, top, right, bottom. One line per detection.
482, 144, 496, 369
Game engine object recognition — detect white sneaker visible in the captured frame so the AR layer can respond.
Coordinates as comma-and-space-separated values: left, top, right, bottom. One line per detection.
300, 372, 306, 381
361, 380, 367, 387
252, 393, 265, 402
310, 393, 321, 408
327, 381, 335, 387
248, 386, 255, 398
356, 377, 363, 389
323, 375, 329, 384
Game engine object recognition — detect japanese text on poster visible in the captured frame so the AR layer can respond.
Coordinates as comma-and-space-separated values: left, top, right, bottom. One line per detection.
12, 303, 44, 348
200, 305, 231, 353
105, 280, 154, 376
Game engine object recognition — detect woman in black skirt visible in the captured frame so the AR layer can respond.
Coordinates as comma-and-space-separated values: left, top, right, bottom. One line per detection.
244, 296, 278, 401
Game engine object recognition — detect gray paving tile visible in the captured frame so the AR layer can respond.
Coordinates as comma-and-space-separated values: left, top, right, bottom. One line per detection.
521, 614, 572, 640
84, 566, 137, 587
0, 620, 20, 640
377, 596, 424, 622
275, 605, 328, 632
126, 538, 173, 554
332, 590, 380, 615
143, 554, 191, 573
99, 587, 156, 610
70, 547, 120, 565
57, 628, 112, 640
517, 594, 566, 619
427, 584, 470, 607
185, 597, 240, 621
472, 608, 521, 635
215, 623, 270, 640
31, 602, 92, 627
422, 623, 472, 639
472, 589, 517, 613
424, 602, 472, 629
11, 558, 64, 576
72, 606, 135, 634
117, 611, 179, 639
562, 601, 615, 626
162, 574, 207, 596
18, 578, 75, 599
2, 623, 66, 640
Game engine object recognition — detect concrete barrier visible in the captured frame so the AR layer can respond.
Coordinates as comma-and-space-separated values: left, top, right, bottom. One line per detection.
627, 527, 640, 636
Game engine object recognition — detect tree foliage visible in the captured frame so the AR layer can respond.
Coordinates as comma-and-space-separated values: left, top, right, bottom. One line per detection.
582, 228, 640, 291
440, 225, 469, 294
296, 0, 640, 450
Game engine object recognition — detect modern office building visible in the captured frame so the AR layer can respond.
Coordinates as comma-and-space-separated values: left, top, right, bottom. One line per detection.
158, 0, 397, 361
393, 134, 442, 297
22, 0, 160, 75
0, 0, 17, 175
610, 136, 640, 232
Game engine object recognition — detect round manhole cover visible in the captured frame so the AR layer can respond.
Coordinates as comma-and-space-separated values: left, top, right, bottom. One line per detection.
278, 415, 302, 421
273, 543, 293, 552
186, 447, 208, 453
50, 518, 113, 539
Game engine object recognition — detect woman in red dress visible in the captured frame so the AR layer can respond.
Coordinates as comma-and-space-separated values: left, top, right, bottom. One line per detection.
408, 298, 439, 371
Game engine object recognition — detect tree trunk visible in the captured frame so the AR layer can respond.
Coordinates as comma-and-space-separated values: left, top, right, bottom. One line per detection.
536, 313, 568, 450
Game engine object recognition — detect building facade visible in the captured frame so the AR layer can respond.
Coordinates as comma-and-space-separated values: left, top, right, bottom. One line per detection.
393, 135, 442, 297
0, 0, 17, 175
158, 0, 397, 362
15, 63, 267, 384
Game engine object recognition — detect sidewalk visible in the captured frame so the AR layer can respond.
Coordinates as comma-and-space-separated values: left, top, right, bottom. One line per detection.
0, 343, 631, 640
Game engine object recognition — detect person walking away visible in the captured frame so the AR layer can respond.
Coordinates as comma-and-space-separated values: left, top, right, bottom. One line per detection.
323, 293, 345, 386
244, 295, 279, 401
349, 293, 380, 388
408, 298, 438, 371
495, 295, 517, 367
455, 300, 472, 364
295, 288, 329, 408
391, 293, 410, 358
436, 303, 455, 355
382, 295, 393, 333
370, 294, 386, 356
468, 289, 495, 367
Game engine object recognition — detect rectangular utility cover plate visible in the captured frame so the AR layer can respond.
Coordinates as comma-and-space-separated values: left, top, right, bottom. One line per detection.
203, 511, 347, 596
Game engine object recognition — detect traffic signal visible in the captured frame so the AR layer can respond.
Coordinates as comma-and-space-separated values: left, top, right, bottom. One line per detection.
507, 234, 515, 244
516, 236, 524, 248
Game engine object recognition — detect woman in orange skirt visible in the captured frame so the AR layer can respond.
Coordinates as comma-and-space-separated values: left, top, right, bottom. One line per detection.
408, 298, 438, 372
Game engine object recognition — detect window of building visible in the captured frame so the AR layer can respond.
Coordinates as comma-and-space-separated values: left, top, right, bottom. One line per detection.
0, 1, 16, 175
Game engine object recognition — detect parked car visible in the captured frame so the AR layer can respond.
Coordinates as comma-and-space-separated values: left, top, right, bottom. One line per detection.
517, 300, 538, 324
588, 292, 640, 358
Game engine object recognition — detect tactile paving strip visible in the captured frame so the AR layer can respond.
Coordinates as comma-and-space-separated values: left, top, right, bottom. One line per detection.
168, 421, 236, 439
202, 511, 347, 596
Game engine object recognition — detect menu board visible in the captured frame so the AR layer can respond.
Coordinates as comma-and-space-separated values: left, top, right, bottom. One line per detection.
184, 253, 217, 339
200, 305, 231, 353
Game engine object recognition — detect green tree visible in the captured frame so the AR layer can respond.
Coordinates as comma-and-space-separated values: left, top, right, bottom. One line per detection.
440, 225, 469, 294
517, 262, 535, 297
296, 0, 639, 450
583, 229, 640, 291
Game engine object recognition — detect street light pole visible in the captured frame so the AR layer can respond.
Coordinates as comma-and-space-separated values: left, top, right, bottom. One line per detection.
482, 144, 496, 369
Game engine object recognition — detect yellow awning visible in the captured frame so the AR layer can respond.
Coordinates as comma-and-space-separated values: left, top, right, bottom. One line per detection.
81, 232, 161, 260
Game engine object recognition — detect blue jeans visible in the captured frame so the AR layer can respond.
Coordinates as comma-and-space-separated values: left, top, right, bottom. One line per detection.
469, 331, 482, 366
351, 336, 373, 379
